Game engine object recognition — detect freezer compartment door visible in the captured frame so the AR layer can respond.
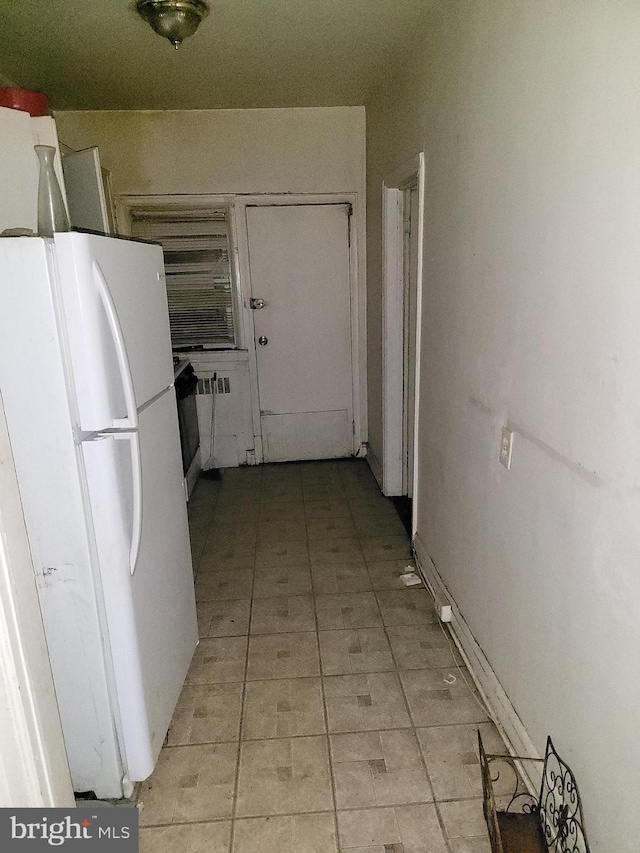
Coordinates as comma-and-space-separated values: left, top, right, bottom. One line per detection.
82, 389, 198, 781
54, 232, 174, 431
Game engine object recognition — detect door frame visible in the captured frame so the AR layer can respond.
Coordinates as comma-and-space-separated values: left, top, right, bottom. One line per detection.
381, 155, 425, 531
233, 194, 365, 464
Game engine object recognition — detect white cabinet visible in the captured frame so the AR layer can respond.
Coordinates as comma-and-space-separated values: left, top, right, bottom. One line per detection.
62, 146, 112, 235
0, 107, 67, 234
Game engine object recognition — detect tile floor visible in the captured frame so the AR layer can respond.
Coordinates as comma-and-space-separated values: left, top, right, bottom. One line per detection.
139, 459, 507, 853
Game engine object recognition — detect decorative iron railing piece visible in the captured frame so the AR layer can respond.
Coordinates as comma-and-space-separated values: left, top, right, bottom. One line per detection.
478, 731, 505, 853
538, 738, 589, 853
478, 731, 591, 853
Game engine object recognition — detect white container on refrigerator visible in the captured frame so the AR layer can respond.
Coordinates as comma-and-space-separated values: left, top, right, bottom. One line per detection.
0, 232, 198, 798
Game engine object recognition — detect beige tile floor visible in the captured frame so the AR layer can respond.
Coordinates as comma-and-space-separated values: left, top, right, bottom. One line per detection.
139, 459, 506, 853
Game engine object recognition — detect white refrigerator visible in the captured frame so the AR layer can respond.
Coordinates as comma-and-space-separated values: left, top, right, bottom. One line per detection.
0, 232, 198, 798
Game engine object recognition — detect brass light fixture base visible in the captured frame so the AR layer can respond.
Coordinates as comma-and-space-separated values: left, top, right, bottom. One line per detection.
136, 0, 210, 48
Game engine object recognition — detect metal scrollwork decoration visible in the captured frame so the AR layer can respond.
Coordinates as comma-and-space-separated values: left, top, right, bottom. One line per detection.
538, 738, 589, 853
478, 731, 591, 853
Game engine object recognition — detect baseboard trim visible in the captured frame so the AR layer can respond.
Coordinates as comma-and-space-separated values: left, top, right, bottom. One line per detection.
412, 532, 543, 793
367, 446, 383, 491
185, 454, 201, 500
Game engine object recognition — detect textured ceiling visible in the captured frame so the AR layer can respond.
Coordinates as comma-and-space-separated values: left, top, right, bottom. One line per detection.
0, 0, 431, 110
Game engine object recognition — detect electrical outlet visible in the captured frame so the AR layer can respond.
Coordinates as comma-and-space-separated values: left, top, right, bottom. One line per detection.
500, 427, 514, 470
434, 594, 452, 623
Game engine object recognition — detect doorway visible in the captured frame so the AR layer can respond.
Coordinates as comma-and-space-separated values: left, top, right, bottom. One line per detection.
381, 154, 425, 537
243, 203, 356, 463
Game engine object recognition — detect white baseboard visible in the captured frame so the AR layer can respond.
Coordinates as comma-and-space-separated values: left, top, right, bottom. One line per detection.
185, 453, 201, 500
367, 446, 383, 491
412, 532, 543, 793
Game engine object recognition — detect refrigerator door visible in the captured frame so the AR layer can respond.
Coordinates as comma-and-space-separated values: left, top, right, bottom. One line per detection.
0, 235, 125, 797
81, 389, 198, 781
53, 232, 174, 431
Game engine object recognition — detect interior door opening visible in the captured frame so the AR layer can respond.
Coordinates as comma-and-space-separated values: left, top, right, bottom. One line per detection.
381, 153, 425, 537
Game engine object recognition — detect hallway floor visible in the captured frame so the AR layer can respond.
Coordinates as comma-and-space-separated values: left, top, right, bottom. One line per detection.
139, 459, 501, 853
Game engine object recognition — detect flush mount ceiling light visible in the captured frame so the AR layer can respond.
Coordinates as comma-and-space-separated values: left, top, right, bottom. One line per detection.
136, 0, 210, 49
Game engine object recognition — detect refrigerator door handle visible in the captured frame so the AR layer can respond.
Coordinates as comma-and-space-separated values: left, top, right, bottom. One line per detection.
93, 260, 139, 430
113, 430, 144, 576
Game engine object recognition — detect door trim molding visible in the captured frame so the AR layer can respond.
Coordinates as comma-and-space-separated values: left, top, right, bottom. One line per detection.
234, 194, 365, 463
381, 154, 425, 535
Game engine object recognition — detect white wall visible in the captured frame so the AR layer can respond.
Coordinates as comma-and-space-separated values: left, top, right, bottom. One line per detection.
366, 2, 640, 850
54, 107, 365, 197
0, 109, 67, 233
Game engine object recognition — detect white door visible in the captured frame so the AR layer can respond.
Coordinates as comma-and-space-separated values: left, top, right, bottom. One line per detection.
81, 390, 197, 781
62, 146, 111, 234
246, 204, 354, 462
402, 186, 420, 498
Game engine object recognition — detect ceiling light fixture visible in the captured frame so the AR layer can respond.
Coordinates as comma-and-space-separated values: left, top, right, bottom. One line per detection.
136, 0, 210, 49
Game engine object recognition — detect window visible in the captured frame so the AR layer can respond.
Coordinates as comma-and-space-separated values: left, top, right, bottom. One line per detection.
130, 207, 237, 349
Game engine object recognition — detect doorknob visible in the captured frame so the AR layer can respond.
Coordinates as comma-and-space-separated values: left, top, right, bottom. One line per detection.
250, 298, 266, 309
258, 336, 269, 346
